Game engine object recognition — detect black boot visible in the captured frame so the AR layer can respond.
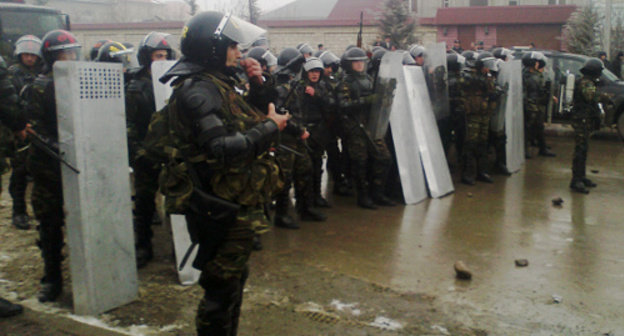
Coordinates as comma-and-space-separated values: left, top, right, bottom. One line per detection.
476, 173, 494, 183
355, 182, 376, 209
314, 195, 331, 208
252, 235, 263, 251
582, 178, 597, 188
333, 174, 354, 196
494, 162, 512, 176
570, 180, 589, 194
12, 214, 30, 230
274, 194, 299, 229
299, 206, 327, 222
38, 278, 62, 303
371, 186, 396, 206
461, 176, 476, 185
538, 147, 556, 157
0, 298, 23, 317
135, 243, 153, 269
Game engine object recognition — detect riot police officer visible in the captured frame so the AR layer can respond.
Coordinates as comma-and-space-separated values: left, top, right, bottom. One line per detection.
523, 51, 556, 158
23, 29, 81, 303
8, 35, 43, 230
447, 53, 467, 164
569, 58, 605, 194
156, 11, 288, 335
459, 52, 498, 185
337, 47, 394, 208
125, 31, 175, 268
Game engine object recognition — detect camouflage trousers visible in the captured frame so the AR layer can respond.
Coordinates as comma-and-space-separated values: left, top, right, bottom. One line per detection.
27, 150, 65, 282
571, 116, 592, 181
343, 124, 391, 193
192, 206, 266, 336
525, 107, 546, 151
132, 156, 160, 249
9, 142, 29, 215
463, 114, 490, 179
275, 137, 313, 210
307, 124, 332, 197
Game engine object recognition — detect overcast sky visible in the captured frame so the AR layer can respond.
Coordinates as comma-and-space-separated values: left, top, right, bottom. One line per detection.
192, 0, 296, 13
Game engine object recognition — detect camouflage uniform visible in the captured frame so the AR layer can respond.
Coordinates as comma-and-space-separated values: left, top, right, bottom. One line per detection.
125, 67, 160, 263
523, 70, 550, 155
448, 69, 466, 162
8, 62, 40, 219
337, 71, 391, 205
460, 68, 495, 182
570, 76, 600, 184
156, 67, 282, 335
22, 71, 66, 290
0, 57, 26, 151
287, 76, 335, 205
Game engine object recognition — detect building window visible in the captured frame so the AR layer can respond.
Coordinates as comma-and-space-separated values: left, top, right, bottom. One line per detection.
509, 0, 518, 5
470, 0, 488, 6
548, 0, 566, 4
443, 0, 450, 7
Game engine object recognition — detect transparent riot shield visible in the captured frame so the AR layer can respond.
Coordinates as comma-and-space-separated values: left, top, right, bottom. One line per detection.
54, 61, 138, 315
402, 66, 454, 198
151, 60, 201, 286
424, 42, 451, 121
491, 64, 509, 134
503, 60, 525, 173
374, 52, 428, 204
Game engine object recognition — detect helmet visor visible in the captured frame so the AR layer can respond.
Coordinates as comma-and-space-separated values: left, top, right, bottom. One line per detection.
216, 14, 266, 50
262, 50, 277, 67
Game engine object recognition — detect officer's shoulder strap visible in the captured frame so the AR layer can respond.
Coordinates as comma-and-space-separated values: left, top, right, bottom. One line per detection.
176, 76, 223, 117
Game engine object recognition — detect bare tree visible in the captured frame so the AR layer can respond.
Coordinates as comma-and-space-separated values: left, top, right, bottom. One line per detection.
248, 0, 261, 24
185, 0, 199, 16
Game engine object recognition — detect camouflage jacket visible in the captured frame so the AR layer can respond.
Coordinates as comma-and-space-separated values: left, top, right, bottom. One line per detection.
125, 67, 155, 164
523, 70, 548, 113
8, 62, 40, 96
159, 69, 282, 210
459, 69, 495, 115
285, 77, 335, 126
0, 57, 25, 132
572, 76, 600, 120
336, 71, 377, 126
448, 70, 465, 113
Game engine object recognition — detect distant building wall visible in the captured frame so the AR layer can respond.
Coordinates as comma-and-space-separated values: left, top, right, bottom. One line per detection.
264, 25, 437, 54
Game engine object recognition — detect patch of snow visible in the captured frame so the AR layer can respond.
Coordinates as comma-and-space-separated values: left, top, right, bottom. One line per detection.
431, 324, 451, 335
369, 316, 403, 330
330, 299, 361, 316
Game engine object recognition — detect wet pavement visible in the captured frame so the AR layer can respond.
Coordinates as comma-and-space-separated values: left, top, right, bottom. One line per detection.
255, 135, 624, 334
1, 135, 623, 335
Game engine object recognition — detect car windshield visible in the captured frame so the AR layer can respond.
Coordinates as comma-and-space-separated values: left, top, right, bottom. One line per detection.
0, 10, 65, 43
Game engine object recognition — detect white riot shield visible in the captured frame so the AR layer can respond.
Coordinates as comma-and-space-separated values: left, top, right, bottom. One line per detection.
151, 60, 202, 286
503, 60, 525, 173
424, 42, 451, 121
491, 67, 509, 134
379, 53, 428, 204
402, 66, 454, 198
54, 61, 137, 315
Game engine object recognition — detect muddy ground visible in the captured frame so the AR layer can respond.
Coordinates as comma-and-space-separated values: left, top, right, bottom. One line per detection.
1, 135, 623, 335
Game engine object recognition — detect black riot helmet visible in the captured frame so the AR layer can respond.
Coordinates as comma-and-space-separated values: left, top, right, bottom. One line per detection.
246, 46, 277, 69
447, 53, 466, 72
14, 35, 42, 59
95, 41, 133, 68
341, 47, 368, 73
492, 47, 512, 61
276, 47, 305, 76
41, 29, 81, 69
251, 35, 269, 49
90, 39, 110, 61
580, 57, 604, 78
370, 48, 386, 68
180, 11, 266, 67
296, 43, 314, 57
461, 50, 477, 68
137, 31, 175, 67
475, 51, 497, 71
345, 44, 357, 52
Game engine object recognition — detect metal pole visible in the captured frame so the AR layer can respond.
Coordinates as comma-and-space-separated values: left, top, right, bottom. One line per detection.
605, 0, 612, 58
